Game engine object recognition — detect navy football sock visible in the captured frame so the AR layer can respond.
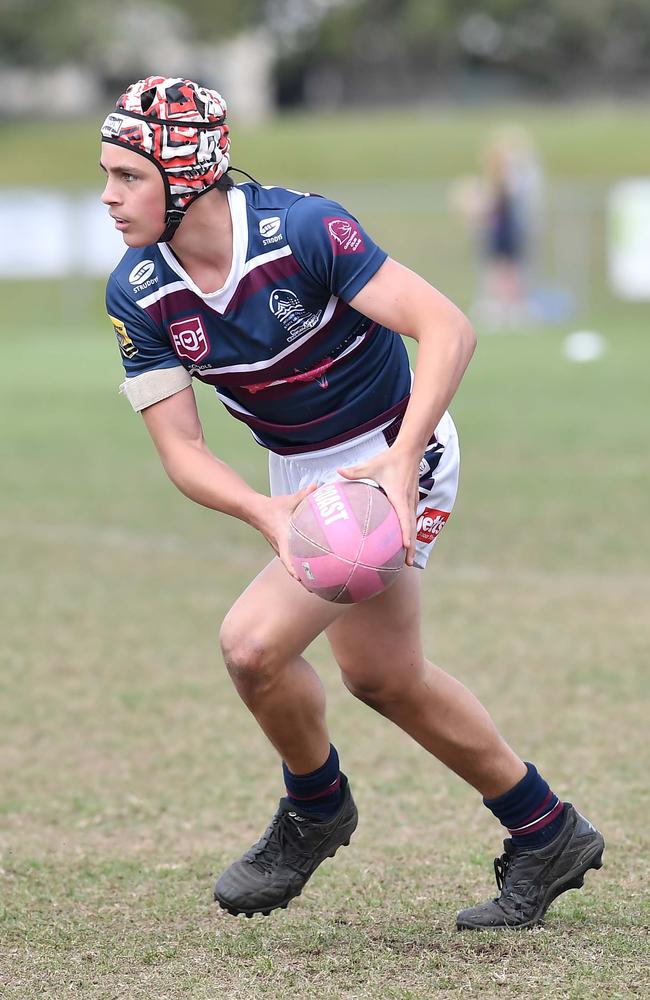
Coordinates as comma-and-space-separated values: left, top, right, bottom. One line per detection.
283, 744, 343, 820
484, 762, 566, 851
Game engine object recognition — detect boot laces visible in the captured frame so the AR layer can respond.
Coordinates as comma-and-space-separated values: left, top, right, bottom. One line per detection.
494, 852, 512, 894
247, 810, 307, 874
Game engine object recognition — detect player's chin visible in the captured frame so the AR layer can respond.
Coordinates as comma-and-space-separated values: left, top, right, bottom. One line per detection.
121, 226, 160, 248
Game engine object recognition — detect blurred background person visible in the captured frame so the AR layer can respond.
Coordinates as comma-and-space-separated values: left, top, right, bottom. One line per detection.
463, 125, 545, 331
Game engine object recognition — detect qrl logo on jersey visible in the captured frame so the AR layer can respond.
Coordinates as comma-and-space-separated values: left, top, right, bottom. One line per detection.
326, 217, 365, 255
169, 316, 210, 362
416, 508, 450, 545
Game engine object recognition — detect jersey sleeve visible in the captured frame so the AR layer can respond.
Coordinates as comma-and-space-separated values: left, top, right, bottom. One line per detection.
285, 195, 388, 301
106, 274, 192, 411
105, 273, 181, 377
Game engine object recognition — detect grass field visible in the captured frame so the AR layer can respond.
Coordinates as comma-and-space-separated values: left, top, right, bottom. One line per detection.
1, 106, 649, 998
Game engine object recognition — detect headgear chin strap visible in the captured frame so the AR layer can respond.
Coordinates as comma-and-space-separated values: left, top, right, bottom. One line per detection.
100, 76, 231, 242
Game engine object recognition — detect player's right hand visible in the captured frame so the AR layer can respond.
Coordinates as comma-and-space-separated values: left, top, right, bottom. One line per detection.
253, 484, 317, 580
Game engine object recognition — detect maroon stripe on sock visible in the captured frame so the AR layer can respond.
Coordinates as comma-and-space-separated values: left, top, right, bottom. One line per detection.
285, 775, 341, 802
506, 790, 553, 833
508, 798, 564, 837
526, 790, 554, 823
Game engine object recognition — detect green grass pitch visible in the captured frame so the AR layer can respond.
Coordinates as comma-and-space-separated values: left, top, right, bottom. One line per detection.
0, 105, 649, 998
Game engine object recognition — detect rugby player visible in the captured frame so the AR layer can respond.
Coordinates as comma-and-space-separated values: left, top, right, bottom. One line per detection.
100, 76, 604, 929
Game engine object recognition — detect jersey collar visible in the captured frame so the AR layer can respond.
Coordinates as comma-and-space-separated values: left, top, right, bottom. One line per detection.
157, 186, 248, 312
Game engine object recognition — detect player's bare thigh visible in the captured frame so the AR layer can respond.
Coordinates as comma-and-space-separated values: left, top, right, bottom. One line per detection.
219, 557, 346, 671
325, 566, 426, 698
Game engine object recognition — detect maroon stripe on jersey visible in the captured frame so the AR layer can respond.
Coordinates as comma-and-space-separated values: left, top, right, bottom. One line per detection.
194, 320, 378, 397
218, 392, 411, 454
275, 312, 377, 375
225, 254, 303, 312
142, 287, 205, 328
195, 312, 377, 390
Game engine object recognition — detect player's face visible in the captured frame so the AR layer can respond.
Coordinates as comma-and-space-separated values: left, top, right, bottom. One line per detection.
100, 143, 165, 246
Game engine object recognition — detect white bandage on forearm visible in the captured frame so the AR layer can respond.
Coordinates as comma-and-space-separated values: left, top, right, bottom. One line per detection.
119, 366, 192, 412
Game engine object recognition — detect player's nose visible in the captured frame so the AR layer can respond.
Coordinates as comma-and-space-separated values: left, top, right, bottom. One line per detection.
100, 177, 120, 206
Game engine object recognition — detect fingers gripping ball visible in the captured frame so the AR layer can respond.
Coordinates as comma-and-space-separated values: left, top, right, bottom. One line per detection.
288, 481, 406, 603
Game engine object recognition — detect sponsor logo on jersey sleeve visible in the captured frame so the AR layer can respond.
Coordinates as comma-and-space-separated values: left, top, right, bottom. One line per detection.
416, 508, 450, 545
129, 260, 155, 285
109, 314, 138, 359
259, 216, 284, 246
128, 259, 158, 293
325, 217, 365, 255
269, 288, 323, 342
169, 316, 210, 362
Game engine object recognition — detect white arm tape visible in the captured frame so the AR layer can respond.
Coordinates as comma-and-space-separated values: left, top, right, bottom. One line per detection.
119, 367, 192, 412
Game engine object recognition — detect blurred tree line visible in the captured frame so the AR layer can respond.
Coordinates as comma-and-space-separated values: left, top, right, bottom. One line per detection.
2, 0, 650, 103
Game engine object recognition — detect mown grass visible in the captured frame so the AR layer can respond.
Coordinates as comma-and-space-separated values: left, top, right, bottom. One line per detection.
1, 309, 648, 997
1, 103, 649, 998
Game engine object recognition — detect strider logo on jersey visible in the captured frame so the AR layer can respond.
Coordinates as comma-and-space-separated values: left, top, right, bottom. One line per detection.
259, 216, 284, 246
129, 260, 155, 285
169, 316, 210, 362
109, 314, 138, 359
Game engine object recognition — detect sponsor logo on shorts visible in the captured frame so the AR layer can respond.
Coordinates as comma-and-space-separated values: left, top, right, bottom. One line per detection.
325, 217, 365, 255
109, 314, 138, 359
259, 217, 283, 245
269, 288, 322, 342
169, 316, 210, 362
129, 260, 155, 285
416, 508, 449, 545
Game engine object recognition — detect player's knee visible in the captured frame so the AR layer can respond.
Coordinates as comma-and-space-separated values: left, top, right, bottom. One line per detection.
219, 617, 278, 691
340, 669, 409, 710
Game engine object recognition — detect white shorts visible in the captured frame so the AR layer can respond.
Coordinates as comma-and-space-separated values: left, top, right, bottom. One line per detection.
268, 411, 460, 570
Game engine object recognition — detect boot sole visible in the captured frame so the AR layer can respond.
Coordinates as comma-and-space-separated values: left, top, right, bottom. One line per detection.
456, 839, 605, 931
214, 837, 352, 918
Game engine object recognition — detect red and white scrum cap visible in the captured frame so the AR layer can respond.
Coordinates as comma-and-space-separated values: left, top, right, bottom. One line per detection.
100, 76, 231, 241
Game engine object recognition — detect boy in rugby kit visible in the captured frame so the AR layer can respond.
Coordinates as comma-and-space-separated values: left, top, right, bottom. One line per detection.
101, 76, 603, 929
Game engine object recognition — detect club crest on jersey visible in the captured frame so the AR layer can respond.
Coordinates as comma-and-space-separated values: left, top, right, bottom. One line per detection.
269, 289, 323, 342
416, 509, 450, 545
325, 217, 365, 255
109, 314, 138, 359
169, 316, 210, 362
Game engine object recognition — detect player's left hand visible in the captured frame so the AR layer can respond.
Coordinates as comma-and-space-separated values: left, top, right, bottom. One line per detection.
337, 445, 420, 566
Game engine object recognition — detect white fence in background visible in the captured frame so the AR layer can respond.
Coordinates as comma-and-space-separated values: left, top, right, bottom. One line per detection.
0, 189, 125, 278
2, 181, 649, 302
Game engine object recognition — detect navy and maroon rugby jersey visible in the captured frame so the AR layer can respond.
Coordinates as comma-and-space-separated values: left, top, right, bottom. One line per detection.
106, 182, 411, 454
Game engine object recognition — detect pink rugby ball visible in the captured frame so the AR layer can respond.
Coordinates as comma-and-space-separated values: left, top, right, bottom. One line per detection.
288, 480, 406, 603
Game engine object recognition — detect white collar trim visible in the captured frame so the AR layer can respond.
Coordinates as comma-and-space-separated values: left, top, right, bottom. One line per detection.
157, 186, 248, 311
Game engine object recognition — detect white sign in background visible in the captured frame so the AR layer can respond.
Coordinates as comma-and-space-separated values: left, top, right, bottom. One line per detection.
0, 189, 126, 277
607, 179, 650, 301
3, 182, 650, 301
